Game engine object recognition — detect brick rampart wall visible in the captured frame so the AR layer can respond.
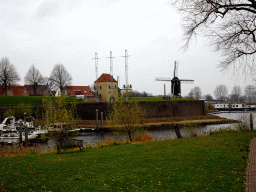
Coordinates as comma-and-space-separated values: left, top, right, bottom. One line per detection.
0, 100, 205, 121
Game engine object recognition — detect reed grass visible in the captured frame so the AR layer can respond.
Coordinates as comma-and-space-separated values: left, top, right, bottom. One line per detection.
0, 143, 56, 157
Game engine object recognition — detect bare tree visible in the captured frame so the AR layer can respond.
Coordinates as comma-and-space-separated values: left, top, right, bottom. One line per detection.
107, 100, 145, 142
0, 57, 20, 95
43, 94, 77, 153
173, 0, 256, 70
245, 85, 256, 102
188, 88, 194, 99
231, 85, 242, 102
187, 86, 202, 99
44, 77, 54, 92
240, 95, 247, 103
49, 64, 72, 94
24, 64, 45, 96
193, 86, 202, 99
204, 94, 213, 101
214, 85, 228, 102
232, 85, 242, 96
132, 90, 152, 97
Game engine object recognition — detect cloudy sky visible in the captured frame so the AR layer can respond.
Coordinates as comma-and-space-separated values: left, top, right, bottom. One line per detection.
0, 0, 254, 97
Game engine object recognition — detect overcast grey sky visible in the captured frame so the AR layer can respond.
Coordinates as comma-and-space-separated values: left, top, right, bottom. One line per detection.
0, 0, 254, 97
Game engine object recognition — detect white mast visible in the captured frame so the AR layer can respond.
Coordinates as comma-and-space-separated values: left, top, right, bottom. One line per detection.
122, 50, 130, 88
92, 52, 100, 80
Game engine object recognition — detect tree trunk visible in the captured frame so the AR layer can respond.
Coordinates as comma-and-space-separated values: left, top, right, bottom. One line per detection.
174, 125, 182, 139
128, 130, 132, 142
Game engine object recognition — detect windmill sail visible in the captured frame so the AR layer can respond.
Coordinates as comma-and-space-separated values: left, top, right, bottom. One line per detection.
180, 79, 194, 84
155, 61, 194, 97
155, 77, 172, 81
173, 61, 178, 78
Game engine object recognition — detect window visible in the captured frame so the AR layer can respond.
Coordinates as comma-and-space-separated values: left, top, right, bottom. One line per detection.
108, 85, 111, 91
100, 86, 102, 90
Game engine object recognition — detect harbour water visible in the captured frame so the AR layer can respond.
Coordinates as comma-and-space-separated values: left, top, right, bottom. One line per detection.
43, 112, 255, 148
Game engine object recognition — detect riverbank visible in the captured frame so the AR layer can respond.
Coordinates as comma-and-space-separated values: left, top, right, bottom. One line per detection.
77, 115, 238, 129
1, 129, 255, 191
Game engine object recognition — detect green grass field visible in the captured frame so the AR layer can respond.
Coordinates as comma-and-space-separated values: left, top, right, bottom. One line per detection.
0, 129, 254, 191
0, 96, 195, 106
0, 96, 80, 106
128, 97, 195, 101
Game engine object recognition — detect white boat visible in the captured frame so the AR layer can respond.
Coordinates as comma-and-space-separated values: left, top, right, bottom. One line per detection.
0, 131, 39, 144
0, 116, 46, 144
0, 116, 19, 132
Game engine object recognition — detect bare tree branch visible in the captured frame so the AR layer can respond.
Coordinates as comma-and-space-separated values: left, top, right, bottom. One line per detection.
174, 0, 256, 70
214, 84, 228, 101
0, 57, 20, 95
49, 64, 72, 94
24, 64, 45, 96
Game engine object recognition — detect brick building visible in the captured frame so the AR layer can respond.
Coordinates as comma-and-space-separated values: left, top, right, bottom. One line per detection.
94, 73, 118, 101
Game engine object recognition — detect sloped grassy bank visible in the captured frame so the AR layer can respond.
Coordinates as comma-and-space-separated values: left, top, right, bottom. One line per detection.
1, 129, 255, 191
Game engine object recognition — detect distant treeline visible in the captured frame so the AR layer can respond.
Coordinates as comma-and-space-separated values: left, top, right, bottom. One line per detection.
131, 90, 153, 97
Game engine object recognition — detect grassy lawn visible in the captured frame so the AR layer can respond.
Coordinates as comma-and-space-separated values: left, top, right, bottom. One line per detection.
0, 129, 255, 191
128, 97, 196, 101
0, 96, 195, 105
0, 96, 80, 106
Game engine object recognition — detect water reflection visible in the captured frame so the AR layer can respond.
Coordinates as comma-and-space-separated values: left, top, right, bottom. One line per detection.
44, 112, 254, 148
73, 113, 248, 144
215, 112, 256, 125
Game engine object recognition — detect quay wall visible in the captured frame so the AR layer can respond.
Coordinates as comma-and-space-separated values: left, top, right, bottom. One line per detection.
0, 100, 205, 121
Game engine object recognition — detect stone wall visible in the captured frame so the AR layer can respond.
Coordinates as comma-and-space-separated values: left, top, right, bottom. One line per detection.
0, 100, 205, 121
138, 100, 205, 118
76, 100, 206, 120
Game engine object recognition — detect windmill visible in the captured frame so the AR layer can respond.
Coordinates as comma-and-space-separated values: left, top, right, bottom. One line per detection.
155, 61, 194, 97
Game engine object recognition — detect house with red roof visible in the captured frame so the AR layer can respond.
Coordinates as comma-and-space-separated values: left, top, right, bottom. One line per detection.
59, 86, 93, 100
24, 85, 50, 96
0, 85, 28, 96
94, 73, 118, 101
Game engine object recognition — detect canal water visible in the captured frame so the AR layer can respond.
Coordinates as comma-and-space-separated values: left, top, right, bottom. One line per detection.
43, 112, 256, 148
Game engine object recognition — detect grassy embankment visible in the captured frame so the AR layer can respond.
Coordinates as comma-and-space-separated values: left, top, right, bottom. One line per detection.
0, 129, 255, 191
0, 96, 80, 106
128, 97, 195, 101
0, 96, 195, 106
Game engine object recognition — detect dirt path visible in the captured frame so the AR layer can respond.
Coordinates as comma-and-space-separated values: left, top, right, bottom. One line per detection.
246, 138, 256, 192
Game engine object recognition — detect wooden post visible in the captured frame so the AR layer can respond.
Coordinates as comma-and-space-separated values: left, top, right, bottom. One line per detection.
96, 109, 98, 128
174, 125, 182, 139
101, 112, 103, 138
24, 112, 28, 146
164, 84, 166, 97
19, 121, 22, 144
25, 125, 28, 146
250, 113, 253, 130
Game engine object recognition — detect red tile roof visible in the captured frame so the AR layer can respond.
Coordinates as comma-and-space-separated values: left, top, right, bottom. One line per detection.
66, 86, 93, 96
24, 85, 49, 96
95, 73, 117, 82
0, 85, 24, 96
11, 86, 24, 96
